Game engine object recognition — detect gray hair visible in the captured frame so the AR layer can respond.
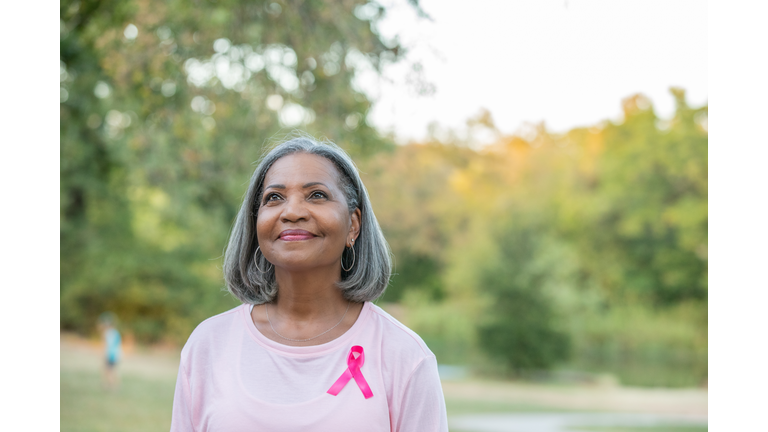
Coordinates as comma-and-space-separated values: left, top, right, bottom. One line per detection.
223, 135, 392, 304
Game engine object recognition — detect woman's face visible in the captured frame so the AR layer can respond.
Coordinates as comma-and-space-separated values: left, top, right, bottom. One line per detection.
257, 153, 360, 273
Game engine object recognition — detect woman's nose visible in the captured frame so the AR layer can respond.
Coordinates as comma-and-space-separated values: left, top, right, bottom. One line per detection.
280, 196, 310, 222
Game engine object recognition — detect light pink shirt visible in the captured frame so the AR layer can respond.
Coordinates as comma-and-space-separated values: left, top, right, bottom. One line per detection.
170, 302, 449, 432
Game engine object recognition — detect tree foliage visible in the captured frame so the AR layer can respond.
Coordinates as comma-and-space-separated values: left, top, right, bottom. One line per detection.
60, 0, 415, 340
60, 1, 707, 386
362, 90, 707, 383
476, 227, 572, 372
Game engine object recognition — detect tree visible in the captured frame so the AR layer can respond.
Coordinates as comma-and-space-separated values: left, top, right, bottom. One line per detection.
564, 91, 708, 305
476, 226, 572, 372
60, 0, 422, 341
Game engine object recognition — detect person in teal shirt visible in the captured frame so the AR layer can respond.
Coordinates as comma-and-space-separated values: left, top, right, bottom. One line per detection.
98, 312, 122, 391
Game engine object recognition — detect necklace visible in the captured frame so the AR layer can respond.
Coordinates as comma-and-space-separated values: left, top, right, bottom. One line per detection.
266, 301, 351, 342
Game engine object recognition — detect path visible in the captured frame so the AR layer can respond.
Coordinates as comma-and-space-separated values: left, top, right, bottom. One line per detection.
449, 413, 707, 432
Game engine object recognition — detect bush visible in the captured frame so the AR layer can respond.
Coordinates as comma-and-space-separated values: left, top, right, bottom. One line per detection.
478, 287, 571, 371
476, 228, 572, 372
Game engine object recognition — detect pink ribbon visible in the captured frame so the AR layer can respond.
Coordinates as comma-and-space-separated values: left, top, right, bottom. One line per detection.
327, 345, 373, 399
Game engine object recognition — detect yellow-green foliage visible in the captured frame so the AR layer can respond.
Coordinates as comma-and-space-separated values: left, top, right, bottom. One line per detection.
364, 91, 707, 385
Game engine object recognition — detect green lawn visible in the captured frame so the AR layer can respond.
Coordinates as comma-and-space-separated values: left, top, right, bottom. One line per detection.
61, 368, 176, 432
445, 396, 580, 416
61, 338, 706, 432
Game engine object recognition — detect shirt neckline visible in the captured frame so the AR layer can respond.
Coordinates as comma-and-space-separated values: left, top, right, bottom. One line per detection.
241, 301, 372, 357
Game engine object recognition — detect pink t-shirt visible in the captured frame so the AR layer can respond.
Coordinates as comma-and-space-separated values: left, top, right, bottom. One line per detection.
170, 302, 449, 432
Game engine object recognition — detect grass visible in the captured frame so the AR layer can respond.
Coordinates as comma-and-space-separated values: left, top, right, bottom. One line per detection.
445, 397, 579, 416
61, 335, 706, 431
61, 369, 176, 432
569, 427, 707, 432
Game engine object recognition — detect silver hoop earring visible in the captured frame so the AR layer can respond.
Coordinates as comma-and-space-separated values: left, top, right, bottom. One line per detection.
341, 243, 356, 272
254, 246, 273, 273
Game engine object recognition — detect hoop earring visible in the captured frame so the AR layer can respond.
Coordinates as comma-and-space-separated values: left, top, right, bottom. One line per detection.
254, 246, 273, 273
341, 243, 356, 272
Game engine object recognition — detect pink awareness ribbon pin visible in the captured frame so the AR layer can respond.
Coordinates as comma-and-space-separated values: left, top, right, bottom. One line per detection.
327, 345, 373, 399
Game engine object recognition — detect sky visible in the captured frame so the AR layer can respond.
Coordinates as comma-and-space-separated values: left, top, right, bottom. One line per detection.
355, 0, 708, 144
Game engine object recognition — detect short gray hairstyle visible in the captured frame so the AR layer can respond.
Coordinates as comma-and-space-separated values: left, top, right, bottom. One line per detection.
223, 135, 392, 304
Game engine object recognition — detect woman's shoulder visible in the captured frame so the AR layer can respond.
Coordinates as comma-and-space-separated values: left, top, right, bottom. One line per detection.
366, 303, 433, 360
180, 304, 246, 359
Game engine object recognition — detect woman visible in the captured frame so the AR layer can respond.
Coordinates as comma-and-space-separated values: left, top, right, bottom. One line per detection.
170, 136, 448, 431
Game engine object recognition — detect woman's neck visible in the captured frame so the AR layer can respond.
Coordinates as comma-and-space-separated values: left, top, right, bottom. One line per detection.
250, 266, 364, 346
271, 266, 347, 321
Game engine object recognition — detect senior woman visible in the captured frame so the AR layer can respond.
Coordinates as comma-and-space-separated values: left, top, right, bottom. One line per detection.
170, 136, 448, 431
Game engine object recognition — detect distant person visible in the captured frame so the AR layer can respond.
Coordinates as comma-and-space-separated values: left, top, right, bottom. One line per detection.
170, 136, 449, 431
98, 312, 121, 391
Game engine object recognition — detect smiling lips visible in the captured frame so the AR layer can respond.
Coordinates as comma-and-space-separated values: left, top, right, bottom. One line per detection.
279, 229, 317, 241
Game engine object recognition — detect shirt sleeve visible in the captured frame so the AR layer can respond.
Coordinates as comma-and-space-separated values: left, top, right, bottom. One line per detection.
393, 355, 449, 432
170, 362, 195, 432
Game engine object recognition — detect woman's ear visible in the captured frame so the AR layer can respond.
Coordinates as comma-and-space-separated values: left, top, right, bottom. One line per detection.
349, 208, 361, 245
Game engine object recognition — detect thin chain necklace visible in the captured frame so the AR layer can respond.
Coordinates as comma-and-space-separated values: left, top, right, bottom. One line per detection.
266, 301, 351, 342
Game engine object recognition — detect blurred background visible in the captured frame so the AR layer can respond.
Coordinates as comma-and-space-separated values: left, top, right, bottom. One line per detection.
60, 0, 707, 431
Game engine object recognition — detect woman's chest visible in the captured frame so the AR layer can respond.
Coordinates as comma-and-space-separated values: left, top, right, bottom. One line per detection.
190, 345, 392, 431
199, 387, 391, 432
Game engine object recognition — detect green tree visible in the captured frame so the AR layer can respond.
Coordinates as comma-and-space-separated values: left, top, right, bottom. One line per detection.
366, 93, 707, 380
60, 0, 422, 341
476, 226, 572, 372
563, 91, 708, 306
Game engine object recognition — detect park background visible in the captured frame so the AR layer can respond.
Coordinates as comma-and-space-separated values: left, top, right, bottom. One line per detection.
60, 0, 708, 430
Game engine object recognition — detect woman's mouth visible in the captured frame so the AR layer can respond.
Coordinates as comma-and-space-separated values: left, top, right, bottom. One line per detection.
278, 229, 317, 241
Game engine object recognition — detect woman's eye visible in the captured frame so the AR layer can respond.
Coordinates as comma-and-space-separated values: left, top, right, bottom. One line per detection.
310, 191, 327, 199
264, 193, 282, 203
